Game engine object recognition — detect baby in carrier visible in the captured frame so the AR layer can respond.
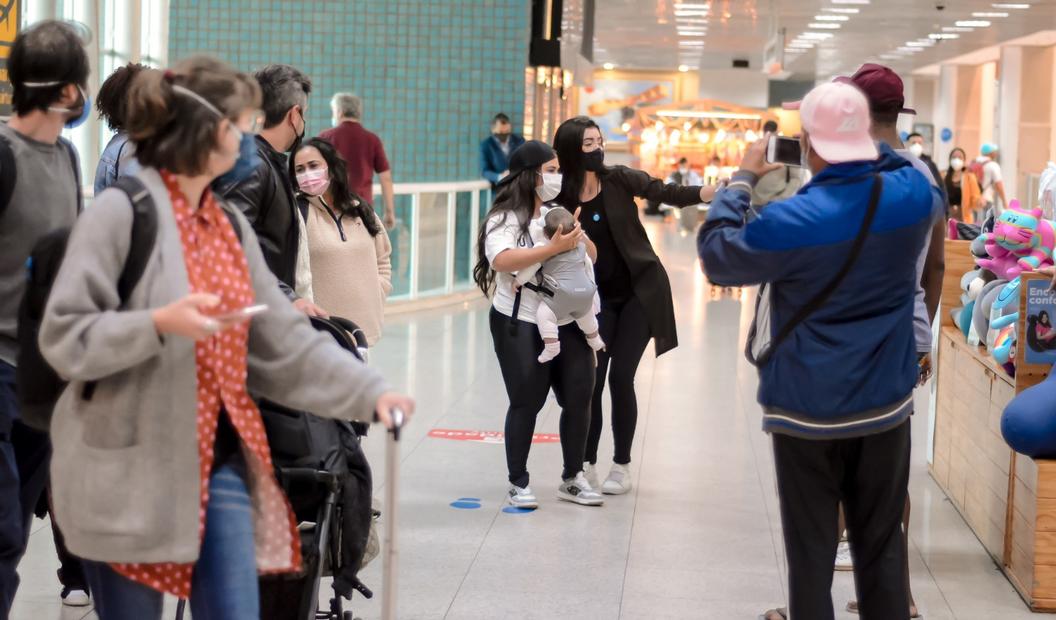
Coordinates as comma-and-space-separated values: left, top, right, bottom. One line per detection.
517, 207, 606, 363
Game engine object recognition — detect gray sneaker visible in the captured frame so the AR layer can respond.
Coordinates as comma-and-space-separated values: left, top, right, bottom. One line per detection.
557, 473, 604, 506
507, 485, 539, 510
583, 462, 600, 489
602, 463, 632, 495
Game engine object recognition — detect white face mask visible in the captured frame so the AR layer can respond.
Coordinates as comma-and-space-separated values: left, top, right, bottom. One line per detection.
536, 172, 562, 202
908, 143, 925, 158
951, 158, 965, 171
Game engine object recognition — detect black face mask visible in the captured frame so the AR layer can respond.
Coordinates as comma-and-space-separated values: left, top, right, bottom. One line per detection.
494, 132, 511, 143
583, 149, 605, 172
289, 109, 307, 153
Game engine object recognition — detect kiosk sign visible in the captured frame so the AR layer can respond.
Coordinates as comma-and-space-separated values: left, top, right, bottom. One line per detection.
0, 1, 20, 119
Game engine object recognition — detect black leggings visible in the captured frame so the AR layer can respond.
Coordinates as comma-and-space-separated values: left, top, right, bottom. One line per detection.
586, 297, 651, 466
489, 308, 595, 488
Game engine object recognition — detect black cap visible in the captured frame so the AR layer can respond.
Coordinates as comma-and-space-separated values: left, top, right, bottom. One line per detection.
499, 140, 556, 187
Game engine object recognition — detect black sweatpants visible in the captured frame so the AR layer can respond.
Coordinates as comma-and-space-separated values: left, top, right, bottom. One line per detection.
585, 297, 651, 466
489, 308, 595, 488
772, 420, 911, 620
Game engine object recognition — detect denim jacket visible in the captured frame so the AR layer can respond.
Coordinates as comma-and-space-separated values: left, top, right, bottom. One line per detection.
93, 133, 139, 195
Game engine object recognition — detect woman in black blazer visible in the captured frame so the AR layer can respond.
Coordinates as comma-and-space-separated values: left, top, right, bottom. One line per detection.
553, 116, 715, 494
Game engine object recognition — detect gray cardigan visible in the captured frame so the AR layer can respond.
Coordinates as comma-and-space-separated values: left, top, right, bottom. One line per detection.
40, 167, 390, 565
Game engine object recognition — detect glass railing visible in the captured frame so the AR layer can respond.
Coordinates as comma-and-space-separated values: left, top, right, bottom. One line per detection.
374, 180, 492, 300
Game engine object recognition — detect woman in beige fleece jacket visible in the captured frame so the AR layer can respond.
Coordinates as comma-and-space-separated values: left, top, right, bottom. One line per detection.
292, 138, 392, 346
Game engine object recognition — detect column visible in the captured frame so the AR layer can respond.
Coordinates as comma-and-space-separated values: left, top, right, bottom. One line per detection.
999, 46, 1022, 203
934, 64, 957, 170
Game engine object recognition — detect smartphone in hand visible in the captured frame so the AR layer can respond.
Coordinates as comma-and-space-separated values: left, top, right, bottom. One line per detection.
766, 135, 803, 167
215, 304, 269, 322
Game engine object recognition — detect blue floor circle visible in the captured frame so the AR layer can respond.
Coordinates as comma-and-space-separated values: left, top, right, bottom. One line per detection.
502, 506, 535, 515
450, 498, 482, 510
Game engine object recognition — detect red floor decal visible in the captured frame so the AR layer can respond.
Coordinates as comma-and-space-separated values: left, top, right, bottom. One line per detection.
428, 429, 561, 444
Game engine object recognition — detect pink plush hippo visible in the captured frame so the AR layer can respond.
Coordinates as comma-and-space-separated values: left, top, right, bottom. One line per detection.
977, 200, 1056, 280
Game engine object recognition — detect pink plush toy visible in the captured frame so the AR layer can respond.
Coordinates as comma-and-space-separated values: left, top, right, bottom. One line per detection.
977, 200, 1056, 280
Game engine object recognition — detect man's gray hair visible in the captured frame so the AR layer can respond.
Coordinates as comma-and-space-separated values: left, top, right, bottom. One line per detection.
254, 64, 311, 129
332, 92, 362, 120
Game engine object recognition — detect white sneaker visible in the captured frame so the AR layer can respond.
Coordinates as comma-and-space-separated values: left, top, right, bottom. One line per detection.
602, 463, 632, 495
557, 473, 604, 506
583, 462, 600, 489
835, 540, 854, 571
507, 485, 539, 510
61, 587, 90, 607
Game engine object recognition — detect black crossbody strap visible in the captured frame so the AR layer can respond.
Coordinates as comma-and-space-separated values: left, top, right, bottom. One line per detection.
754, 174, 883, 365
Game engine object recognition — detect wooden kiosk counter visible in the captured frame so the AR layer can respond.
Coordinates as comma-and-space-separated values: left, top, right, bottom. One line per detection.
932, 239, 1056, 611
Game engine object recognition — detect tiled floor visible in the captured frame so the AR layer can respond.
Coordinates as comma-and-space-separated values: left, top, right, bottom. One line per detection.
14, 218, 1039, 619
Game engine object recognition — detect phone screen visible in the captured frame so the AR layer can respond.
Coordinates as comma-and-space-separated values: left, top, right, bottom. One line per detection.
216, 304, 269, 322
768, 136, 803, 166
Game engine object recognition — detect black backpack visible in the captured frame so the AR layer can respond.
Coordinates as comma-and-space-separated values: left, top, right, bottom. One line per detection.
16, 176, 157, 431
14, 175, 243, 431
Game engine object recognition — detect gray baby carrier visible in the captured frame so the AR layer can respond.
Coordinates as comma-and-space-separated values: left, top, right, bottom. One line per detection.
539, 244, 596, 319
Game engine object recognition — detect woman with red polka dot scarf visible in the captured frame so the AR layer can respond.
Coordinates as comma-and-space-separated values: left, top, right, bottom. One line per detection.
37, 55, 414, 620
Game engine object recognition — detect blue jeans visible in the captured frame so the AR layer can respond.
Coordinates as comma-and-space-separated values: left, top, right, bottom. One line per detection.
83, 460, 259, 620
0, 360, 51, 619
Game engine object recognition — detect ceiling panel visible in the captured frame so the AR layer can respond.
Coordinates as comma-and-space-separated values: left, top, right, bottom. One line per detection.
593, 0, 1056, 79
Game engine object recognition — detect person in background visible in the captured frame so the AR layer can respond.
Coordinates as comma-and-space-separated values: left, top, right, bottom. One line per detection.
481, 112, 526, 189
321, 93, 396, 230
472, 140, 601, 509
752, 120, 809, 209
291, 137, 393, 346
906, 132, 945, 208
701, 80, 939, 620
553, 116, 716, 496
704, 154, 723, 185
842, 62, 944, 620
94, 62, 148, 194
979, 143, 1007, 216
0, 21, 90, 617
217, 64, 326, 317
666, 157, 704, 231
944, 147, 981, 222
38, 55, 414, 620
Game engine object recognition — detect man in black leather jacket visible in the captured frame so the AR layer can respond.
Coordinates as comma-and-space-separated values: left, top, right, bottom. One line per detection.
217, 64, 326, 315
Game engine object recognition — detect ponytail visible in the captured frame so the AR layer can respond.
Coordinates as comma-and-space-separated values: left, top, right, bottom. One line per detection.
125, 68, 176, 142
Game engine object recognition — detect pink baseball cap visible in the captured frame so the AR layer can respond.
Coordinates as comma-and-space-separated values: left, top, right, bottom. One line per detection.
797, 81, 878, 164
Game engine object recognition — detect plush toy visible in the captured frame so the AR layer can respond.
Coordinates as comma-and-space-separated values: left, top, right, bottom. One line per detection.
1002, 366, 1056, 457
952, 270, 986, 339
976, 200, 1056, 279
987, 277, 1021, 351
993, 324, 1016, 368
971, 279, 1008, 346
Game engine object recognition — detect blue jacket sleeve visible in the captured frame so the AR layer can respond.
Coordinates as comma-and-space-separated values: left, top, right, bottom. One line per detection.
697, 175, 804, 287
481, 140, 501, 184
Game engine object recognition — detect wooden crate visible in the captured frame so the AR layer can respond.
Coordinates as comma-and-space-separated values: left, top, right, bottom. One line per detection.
930, 241, 1056, 611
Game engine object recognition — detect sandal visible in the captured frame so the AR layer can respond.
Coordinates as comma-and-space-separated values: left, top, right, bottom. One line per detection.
846, 600, 922, 618
758, 608, 787, 620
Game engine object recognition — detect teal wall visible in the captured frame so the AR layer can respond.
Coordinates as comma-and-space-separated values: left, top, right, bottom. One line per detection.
169, 0, 530, 183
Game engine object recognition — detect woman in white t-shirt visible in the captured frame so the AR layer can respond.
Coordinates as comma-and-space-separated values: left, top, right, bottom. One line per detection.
472, 140, 603, 510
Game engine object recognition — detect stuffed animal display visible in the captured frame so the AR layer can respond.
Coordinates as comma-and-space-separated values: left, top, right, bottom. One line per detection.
1003, 366, 1056, 457
976, 200, 1056, 280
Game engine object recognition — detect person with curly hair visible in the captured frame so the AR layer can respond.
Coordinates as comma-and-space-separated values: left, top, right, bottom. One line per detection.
93, 62, 150, 193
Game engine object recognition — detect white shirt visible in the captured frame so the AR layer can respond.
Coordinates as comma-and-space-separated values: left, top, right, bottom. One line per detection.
982, 159, 1003, 206
483, 211, 572, 326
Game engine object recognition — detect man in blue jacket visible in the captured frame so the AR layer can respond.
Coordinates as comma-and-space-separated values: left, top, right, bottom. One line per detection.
480, 113, 525, 189
699, 81, 941, 620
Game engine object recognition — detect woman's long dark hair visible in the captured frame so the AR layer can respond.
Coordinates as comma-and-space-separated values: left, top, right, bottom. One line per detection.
472, 170, 539, 297
290, 137, 382, 237
553, 116, 604, 207
944, 147, 966, 199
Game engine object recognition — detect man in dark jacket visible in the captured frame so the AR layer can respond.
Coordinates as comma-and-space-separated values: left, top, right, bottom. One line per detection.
699, 81, 941, 620
217, 64, 325, 316
480, 113, 525, 188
